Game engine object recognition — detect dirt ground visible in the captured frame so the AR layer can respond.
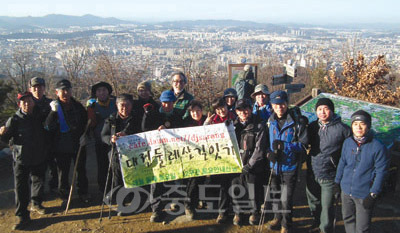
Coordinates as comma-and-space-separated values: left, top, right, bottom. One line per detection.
1, 147, 399, 233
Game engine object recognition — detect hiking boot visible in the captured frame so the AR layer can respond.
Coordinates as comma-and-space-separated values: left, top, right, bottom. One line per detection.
267, 218, 281, 230
185, 207, 194, 220
12, 216, 30, 230
216, 213, 228, 224
149, 211, 164, 223
30, 204, 46, 215
233, 214, 241, 226
249, 213, 260, 225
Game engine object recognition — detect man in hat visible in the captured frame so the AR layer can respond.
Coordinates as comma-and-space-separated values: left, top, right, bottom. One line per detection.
306, 98, 351, 233
87, 81, 117, 195
265, 90, 308, 233
29, 77, 58, 192
251, 84, 272, 125
170, 72, 194, 120
335, 110, 390, 233
230, 99, 269, 226
133, 80, 160, 125
0, 92, 48, 230
44, 79, 90, 202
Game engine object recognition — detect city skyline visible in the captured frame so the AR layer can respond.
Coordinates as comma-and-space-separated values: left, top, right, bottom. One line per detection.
2, 0, 400, 24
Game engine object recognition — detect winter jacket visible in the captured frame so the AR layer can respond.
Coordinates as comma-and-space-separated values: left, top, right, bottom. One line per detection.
44, 97, 87, 154
234, 115, 269, 174
268, 112, 307, 174
208, 111, 236, 124
308, 115, 351, 180
87, 97, 117, 142
252, 102, 272, 125
173, 89, 194, 120
33, 95, 52, 119
1, 108, 47, 166
101, 111, 142, 148
141, 107, 184, 132
335, 132, 390, 199
133, 97, 160, 122
184, 115, 207, 127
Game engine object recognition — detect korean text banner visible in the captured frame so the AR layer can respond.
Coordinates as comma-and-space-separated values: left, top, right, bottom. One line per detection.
115, 123, 242, 188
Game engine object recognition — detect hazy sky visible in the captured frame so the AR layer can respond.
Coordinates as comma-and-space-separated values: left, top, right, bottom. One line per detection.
2, 0, 399, 24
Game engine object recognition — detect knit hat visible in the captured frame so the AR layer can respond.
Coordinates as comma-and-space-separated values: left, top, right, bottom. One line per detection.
351, 110, 372, 128
159, 90, 177, 102
315, 98, 334, 112
137, 80, 154, 97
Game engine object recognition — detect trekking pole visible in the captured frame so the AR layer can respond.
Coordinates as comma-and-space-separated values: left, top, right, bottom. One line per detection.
64, 119, 91, 215
332, 192, 340, 233
257, 163, 275, 233
108, 146, 116, 219
99, 127, 116, 222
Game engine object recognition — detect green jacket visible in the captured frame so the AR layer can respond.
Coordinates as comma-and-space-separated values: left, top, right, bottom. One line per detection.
173, 89, 194, 120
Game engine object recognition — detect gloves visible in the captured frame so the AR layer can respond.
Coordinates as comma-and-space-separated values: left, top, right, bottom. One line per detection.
266, 151, 278, 163
143, 103, 154, 113
333, 183, 341, 199
272, 140, 285, 151
79, 134, 88, 146
242, 164, 251, 174
362, 194, 376, 209
50, 100, 59, 112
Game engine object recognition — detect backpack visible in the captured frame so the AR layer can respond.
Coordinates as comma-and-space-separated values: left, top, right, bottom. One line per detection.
288, 106, 309, 163
234, 70, 255, 100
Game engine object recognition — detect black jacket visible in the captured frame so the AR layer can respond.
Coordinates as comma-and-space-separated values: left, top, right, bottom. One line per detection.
44, 97, 87, 154
101, 111, 142, 147
141, 107, 183, 132
1, 108, 47, 165
308, 115, 351, 180
234, 115, 269, 174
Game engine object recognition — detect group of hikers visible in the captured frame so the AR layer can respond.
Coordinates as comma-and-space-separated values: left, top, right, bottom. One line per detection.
0, 71, 391, 233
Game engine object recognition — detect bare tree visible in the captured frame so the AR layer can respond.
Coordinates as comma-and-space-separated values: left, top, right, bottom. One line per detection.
325, 52, 400, 106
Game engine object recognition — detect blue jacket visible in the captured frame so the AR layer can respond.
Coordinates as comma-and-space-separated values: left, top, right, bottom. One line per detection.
268, 112, 307, 174
252, 102, 272, 124
335, 132, 390, 199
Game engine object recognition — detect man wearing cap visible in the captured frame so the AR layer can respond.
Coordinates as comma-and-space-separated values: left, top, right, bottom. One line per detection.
0, 92, 48, 230
44, 79, 90, 202
87, 81, 117, 195
133, 80, 160, 124
230, 99, 269, 226
170, 72, 194, 120
335, 110, 390, 233
29, 77, 58, 193
251, 84, 272, 125
306, 98, 351, 233
265, 90, 308, 233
